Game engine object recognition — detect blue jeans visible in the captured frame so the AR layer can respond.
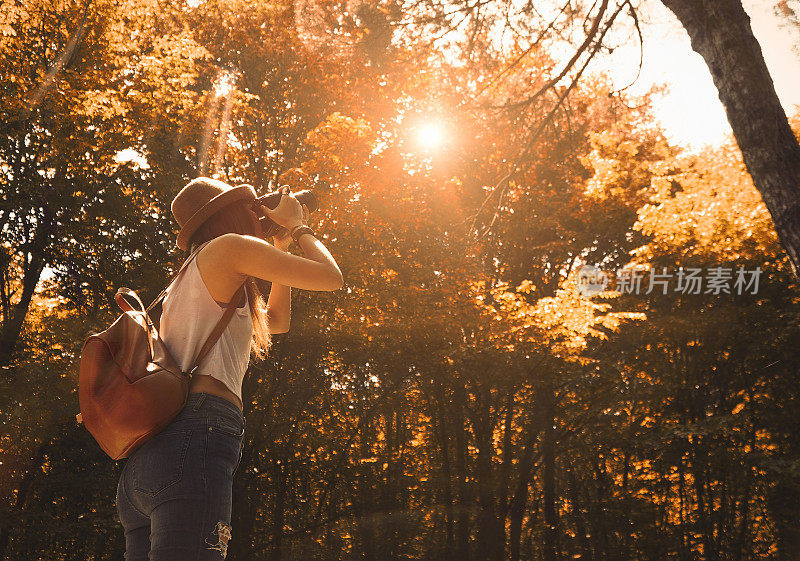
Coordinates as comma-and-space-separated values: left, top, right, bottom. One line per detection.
116, 393, 246, 560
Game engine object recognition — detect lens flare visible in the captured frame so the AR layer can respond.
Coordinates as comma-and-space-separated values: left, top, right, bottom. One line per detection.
416, 123, 444, 149
214, 72, 235, 98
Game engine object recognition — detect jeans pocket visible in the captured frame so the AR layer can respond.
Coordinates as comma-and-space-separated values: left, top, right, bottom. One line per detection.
209, 415, 244, 474
212, 415, 244, 438
132, 429, 193, 495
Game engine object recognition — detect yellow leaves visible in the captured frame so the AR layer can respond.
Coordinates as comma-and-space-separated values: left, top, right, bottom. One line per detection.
580, 129, 646, 201
467, 269, 646, 360
0, 2, 27, 42
599, 311, 647, 333
634, 140, 780, 261
304, 113, 375, 177
306, 113, 373, 150
581, 148, 618, 200
81, 89, 128, 120
745, 429, 777, 451
128, 31, 210, 109
516, 279, 536, 294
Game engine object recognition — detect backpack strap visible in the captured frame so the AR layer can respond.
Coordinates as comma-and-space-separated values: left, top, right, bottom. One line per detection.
145, 240, 214, 315
184, 282, 247, 377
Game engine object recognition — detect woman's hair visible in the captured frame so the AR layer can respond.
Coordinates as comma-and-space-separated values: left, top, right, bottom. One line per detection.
187, 199, 271, 360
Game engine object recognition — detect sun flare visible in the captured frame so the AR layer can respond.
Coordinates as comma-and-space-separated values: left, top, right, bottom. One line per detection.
416, 123, 445, 149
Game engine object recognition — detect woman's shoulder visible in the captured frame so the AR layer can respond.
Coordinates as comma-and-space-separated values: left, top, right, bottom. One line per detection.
196, 233, 256, 260
194, 235, 250, 304
199, 233, 258, 254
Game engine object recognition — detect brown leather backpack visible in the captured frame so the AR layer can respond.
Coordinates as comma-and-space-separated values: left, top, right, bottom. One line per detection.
76, 240, 247, 460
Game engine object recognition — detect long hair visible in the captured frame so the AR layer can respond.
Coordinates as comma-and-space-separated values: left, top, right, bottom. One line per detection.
187, 199, 272, 360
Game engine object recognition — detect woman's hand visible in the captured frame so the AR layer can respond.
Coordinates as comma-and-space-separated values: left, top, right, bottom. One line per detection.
261, 185, 306, 231
270, 198, 310, 251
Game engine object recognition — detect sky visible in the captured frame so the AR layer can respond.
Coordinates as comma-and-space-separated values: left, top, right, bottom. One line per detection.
605, 0, 800, 150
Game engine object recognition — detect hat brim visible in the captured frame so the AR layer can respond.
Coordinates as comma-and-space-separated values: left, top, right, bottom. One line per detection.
176, 184, 257, 251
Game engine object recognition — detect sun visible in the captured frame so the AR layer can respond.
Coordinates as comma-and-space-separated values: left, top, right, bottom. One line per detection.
416, 123, 445, 149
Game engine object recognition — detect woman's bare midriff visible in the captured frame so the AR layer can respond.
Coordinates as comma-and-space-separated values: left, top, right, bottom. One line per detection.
189, 374, 243, 412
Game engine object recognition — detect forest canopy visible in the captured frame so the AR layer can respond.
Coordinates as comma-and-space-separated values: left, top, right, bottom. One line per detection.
2, 0, 800, 560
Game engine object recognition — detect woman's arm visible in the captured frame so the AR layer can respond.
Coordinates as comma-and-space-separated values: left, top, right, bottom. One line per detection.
224, 234, 343, 291
264, 229, 293, 334
266, 280, 291, 334
246, 187, 343, 291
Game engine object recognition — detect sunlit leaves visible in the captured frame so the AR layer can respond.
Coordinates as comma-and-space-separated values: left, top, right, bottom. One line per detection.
304, 112, 375, 180
477, 268, 646, 359
632, 137, 783, 263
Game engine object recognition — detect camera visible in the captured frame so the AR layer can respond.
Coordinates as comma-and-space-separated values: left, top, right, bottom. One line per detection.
251, 187, 318, 238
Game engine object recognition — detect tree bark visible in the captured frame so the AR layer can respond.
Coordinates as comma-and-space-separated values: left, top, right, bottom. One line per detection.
541, 381, 559, 561
496, 387, 515, 560
0, 250, 46, 368
509, 392, 547, 561
473, 394, 502, 561
508, 431, 538, 561
454, 407, 471, 561
660, 0, 800, 278
434, 393, 456, 560
566, 459, 593, 561
269, 463, 287, 561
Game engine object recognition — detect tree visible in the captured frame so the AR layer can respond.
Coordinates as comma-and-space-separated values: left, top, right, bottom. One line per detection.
658, 0, 800, 279
0, 0, 208, 367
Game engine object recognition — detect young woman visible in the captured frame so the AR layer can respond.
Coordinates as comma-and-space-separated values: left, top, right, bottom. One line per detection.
115, 177, 343, 560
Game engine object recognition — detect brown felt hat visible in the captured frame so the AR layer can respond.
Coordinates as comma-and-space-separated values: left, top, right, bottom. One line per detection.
171, 177, 257, 251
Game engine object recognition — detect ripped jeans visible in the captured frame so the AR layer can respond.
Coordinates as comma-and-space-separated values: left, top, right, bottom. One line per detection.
116, 393, 245, 560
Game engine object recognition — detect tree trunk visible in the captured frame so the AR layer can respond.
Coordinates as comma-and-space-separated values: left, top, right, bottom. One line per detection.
434, 394, 456, 560
541, 382, 559, 561
566, 459, 593, 561
0, 250, 45, 368
660, 0, 800, 278
454, 408, 471, 561
509, 389, 548, 561
690, 437, 719, 561
473, 396, 502, 561
0, 203, 53, 368
269, 463, 287, 561
509, 422, 542, 561
496, 387, 515, 561
767, 479, 800, 561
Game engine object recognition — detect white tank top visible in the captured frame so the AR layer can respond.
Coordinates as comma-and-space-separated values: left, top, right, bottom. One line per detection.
160, 253, 253, 402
